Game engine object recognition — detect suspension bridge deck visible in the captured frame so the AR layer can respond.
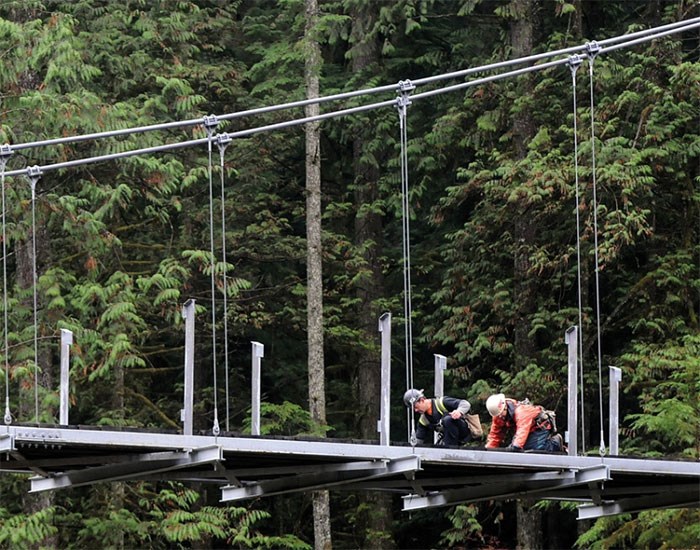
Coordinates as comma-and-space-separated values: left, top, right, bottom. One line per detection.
2, 424, 698, 519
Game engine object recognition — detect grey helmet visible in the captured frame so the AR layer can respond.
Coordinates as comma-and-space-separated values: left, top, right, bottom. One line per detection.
403, 388, 425, 407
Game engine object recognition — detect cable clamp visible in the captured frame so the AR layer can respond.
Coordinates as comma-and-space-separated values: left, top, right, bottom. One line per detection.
203, 115, 219, 137
0, 144, 12, 171
568, 54, 582, 70
396, 93, 412, 110
216, 132, 232, 148
27, 165, 42, 180
398, 79, 415, 94
27, 165, 42, 191
397, 80, 415, 109
586, 41, 600, 58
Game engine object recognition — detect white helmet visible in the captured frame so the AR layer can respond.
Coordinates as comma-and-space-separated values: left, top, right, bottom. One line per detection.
486, 393, 506, 417
403, 388, 424, 407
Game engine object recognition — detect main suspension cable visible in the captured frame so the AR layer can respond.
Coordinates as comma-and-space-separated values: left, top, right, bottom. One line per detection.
7, 18, 698, 155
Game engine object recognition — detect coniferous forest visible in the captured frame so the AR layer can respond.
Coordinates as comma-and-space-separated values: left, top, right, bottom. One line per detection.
0, 1, 698, 548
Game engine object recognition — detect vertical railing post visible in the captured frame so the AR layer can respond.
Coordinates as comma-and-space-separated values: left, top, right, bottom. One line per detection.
565, 326, 578, 456
181, 299, 195, 436
433, 354, 446, 444
59, 329, 73, 425
378, 313, 391, 446
251, 341, 264, 436
609, 366, 622, 455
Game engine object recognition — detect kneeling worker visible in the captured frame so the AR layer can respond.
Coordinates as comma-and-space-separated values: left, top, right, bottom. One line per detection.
485, 393, 564, 452
403, 388, 473, 446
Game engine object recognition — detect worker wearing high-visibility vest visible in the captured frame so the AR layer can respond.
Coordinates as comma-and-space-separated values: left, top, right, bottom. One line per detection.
403, 388, 473, 446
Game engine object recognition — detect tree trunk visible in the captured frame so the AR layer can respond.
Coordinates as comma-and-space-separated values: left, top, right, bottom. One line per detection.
516, 499, 543, 550
304, 1, 331, 548
509, 1, 544, 547
349, 4, 394, 549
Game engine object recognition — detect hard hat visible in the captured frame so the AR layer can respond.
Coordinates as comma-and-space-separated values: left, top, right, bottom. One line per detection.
486, 393, 506, 417
403, 388, 424, 407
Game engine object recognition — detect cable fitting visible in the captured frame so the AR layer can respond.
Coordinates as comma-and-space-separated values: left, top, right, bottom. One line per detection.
203, 115, 219, 135
216, 133, 232, 148
398, 79, 415, 94
27, 165, 42, 180
396, 93, 412, 111
586, 41, 600, 58
568, 54, 582, 70
0, 144, 12, 171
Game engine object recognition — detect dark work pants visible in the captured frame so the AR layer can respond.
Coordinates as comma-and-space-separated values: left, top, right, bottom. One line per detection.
441, 416, 471, 446
524, 428, 560, 451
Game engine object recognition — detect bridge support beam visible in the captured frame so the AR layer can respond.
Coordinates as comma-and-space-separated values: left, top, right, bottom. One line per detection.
221, 455, 420, 502
29, 445, 223, 493
578, 485, 700, 519
0, 434, 12, 452
402, 465, 610, 511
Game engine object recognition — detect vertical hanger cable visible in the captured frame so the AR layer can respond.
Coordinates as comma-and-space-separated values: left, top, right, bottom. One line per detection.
29, 169, 42, 423
586, 43, 606, 456
568, 55, 586, 454
1, 155, 10, 425
217, 133, 232, 432
396, 81, 417, 444
205, 116, 220, 437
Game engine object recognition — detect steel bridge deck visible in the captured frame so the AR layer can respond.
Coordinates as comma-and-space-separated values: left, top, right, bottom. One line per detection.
1, 424, 698, 519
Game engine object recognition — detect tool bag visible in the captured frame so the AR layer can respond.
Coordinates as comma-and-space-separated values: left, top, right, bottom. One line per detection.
465, 413, 483, 438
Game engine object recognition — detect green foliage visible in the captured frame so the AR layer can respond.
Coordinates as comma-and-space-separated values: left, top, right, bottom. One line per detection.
620, 334, 700, 458
0, 505, 59, 547
439, 504, 485, 548
254, 401, 331, 437
0, 1, 697, 548
575, 509, 700, 550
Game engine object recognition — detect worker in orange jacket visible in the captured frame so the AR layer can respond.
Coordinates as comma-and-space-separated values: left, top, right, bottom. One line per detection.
485, 393, 563, 452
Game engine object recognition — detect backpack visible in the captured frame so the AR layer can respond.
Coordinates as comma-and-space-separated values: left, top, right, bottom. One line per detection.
535, 409, 558, 434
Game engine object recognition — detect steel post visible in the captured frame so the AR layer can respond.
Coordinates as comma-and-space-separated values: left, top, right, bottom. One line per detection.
251, 342, 264, 436
433, 354, 447, 444
181, 300, 195, 436
59, 329, 73, 425
378, 313, 392, 446
609, 366, 622, 455
566, 326, 578, 456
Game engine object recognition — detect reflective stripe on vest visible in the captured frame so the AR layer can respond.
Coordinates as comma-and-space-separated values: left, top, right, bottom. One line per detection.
435, 397, 448, 416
